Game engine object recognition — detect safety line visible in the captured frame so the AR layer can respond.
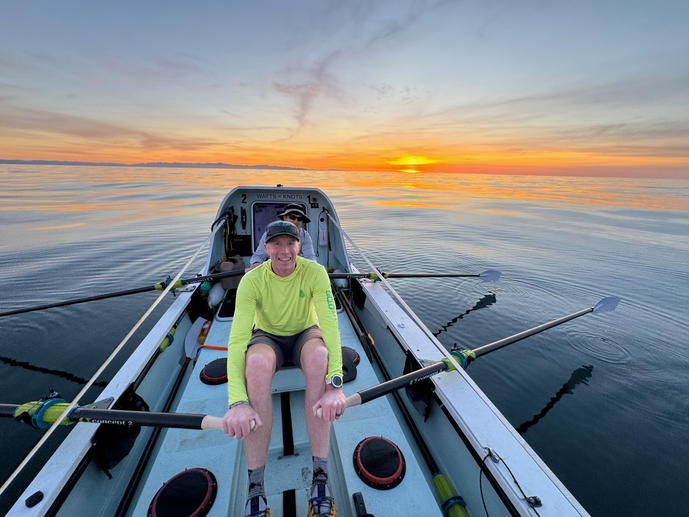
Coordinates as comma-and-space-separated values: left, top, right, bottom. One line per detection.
0, 237, 209, 499
327, 217, 466, 378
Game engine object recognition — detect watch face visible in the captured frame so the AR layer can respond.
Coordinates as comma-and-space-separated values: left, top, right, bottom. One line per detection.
330, 375, 343, 388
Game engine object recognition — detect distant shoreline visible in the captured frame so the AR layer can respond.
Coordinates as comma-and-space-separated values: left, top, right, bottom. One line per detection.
0, 158, 314, 171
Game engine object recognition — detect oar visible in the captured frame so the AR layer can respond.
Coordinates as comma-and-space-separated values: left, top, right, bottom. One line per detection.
0, 402, 225, 431
328, 269, 501, 282
323, 297, 619, 413
0, 269, 246, 318
0, 269, 499, 318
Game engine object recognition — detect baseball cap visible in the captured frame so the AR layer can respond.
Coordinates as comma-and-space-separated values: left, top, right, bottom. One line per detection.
265, 220, 300, 242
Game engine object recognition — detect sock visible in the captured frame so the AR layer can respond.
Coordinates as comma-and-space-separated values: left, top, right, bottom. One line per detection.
244, 493, 268, 517
312, 456, 328, 485
247, 465, 265, 499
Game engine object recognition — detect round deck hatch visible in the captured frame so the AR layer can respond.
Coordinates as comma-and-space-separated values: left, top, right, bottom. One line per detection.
148, 468, 217, 517
353, 436, 406, 489
200, 358, 227, 385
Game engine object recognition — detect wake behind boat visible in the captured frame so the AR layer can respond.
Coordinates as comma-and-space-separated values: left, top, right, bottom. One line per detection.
2, 185, 618, 516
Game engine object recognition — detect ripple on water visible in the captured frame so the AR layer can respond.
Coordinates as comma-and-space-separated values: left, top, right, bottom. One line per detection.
562, 329, 632, 364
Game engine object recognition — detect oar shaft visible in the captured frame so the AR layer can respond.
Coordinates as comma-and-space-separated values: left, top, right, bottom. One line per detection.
327, 272, 480, 279
70, 407, 207, 429
0, 269, 247, 318
1, 403, 255, 433
177, 269, 244, 287
0, 285, 156, 317
384, 273, 480, 278
471, 307, 594, 358
316, 361, 450, 418
354, 360, 449, 406
0, 403, 209, 430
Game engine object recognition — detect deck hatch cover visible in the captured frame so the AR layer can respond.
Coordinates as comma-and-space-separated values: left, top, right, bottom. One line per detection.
200, 358, 228, 385
353, 436, 406, 490
148, 468, 217, 517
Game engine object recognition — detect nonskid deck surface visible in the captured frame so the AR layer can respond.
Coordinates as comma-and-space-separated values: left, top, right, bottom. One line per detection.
130, 310, 441, 517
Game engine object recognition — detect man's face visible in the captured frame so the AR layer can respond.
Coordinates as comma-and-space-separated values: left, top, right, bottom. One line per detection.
281, 212, 304, 229
264, 234, 299, 276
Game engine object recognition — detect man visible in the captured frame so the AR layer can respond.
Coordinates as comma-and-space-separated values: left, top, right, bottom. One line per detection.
222, 220, 345, 517
249, 203, 316, 269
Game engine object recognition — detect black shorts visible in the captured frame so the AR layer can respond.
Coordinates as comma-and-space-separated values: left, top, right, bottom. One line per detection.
247, 325, 323, 370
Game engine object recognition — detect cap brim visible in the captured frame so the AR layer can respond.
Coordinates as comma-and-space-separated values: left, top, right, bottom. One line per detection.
266, 231, 300, 242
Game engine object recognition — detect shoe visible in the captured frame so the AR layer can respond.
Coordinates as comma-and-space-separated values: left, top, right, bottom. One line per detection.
307, 482, 336, 517
245, 495, 270, 517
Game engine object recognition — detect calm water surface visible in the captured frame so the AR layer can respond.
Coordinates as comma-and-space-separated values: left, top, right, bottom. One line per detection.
1, 165, 688, 515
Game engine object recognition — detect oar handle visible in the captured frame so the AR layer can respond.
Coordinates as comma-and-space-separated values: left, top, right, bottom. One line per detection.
315, 393, 361, 420
200, 415, 256, 431
200, 415, 224, 429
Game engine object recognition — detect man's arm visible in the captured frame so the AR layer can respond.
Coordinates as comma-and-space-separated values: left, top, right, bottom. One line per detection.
223, 275, 263, 437
226, 276, 257, 406
300, 230, 317, 261
249, 232, 268, 266
310, 265, 343, 382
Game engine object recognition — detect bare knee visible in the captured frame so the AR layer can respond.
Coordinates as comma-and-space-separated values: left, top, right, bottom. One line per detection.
301, 339, 328, 377
245, 346, 276, 391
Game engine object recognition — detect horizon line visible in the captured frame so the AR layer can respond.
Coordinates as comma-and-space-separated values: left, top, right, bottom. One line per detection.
1, 158, 687, 180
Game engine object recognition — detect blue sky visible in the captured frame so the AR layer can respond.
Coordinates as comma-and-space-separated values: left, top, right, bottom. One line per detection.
1, 0, 688, 176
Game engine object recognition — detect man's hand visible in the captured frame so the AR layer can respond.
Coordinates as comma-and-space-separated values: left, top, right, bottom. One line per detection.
313, 385, 346, 422
222, 404, 261, 439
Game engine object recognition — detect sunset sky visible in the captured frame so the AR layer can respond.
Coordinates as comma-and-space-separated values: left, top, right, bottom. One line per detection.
1, 1, 688, 177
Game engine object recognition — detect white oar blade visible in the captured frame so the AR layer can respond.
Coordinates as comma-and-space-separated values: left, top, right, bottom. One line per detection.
593, 297, 620, 314
479, 269, 501, 282
184, 317, 207, 359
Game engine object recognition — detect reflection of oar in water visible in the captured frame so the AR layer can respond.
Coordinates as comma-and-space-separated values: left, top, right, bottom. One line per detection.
1, 269, 499, 318
516, 365, 594, 435
320, 297, 619, 414
0, 356, 109, 388
434, 292, 497, 337
0, 270, 246, 318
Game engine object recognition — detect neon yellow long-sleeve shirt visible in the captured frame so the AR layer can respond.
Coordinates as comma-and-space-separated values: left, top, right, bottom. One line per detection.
226, 256, 342, 406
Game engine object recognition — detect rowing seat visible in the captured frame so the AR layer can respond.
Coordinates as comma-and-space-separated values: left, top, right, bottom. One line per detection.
271, 367, 306, 393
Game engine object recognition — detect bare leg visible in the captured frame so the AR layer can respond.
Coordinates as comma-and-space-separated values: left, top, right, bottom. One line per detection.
300, 338, 330, 458
244, 343, 276, 469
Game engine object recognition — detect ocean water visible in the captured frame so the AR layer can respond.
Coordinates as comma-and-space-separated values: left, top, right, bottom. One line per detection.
0, 165, 688, 516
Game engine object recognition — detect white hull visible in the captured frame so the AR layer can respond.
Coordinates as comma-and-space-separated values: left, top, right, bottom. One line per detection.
9, 186, 588, 516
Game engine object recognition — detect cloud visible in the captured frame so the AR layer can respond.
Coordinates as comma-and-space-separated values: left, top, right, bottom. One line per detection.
0, 105, 226, 153
268, 1, 449, 131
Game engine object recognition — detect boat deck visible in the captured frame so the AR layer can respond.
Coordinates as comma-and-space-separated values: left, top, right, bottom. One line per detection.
128, 308, 442, 516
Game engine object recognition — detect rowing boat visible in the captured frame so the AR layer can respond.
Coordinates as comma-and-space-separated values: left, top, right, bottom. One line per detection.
3, 185, 618, 516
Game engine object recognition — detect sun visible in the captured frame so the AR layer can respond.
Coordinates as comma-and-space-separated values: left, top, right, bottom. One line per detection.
388, 155, 438, 173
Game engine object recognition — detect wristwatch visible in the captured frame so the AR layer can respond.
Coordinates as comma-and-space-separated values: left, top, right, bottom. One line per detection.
326, 374, 343, 389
